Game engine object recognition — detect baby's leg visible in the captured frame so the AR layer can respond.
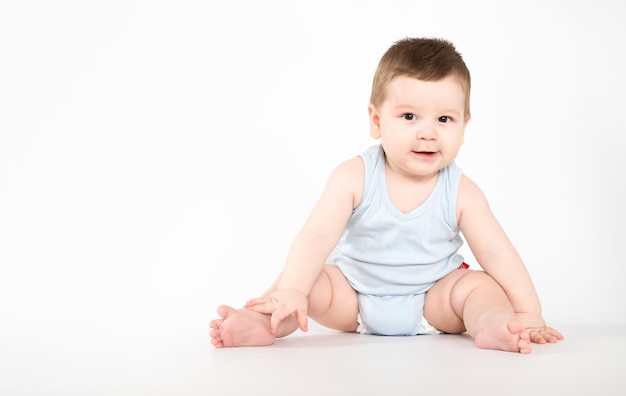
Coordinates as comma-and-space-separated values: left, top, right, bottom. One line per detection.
210, 264, 358, 348
307, 264, 359, 332
424, 269, 532, 353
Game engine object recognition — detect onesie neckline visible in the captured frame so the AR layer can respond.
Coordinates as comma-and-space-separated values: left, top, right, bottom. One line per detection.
377, 152, 444, 220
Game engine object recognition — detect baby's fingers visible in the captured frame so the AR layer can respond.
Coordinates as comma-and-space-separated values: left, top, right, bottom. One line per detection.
544, 326, 565, 341
245, 297, 278, 314
269, 308, 291, 334
245, 297, 269, 307
528, 327, 564, 344
295, 306, 309, 332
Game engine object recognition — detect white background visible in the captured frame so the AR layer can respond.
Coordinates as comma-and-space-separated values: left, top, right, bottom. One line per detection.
1, 0, 625, 393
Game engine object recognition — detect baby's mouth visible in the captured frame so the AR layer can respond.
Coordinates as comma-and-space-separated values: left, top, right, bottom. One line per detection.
412, 151, 438, 160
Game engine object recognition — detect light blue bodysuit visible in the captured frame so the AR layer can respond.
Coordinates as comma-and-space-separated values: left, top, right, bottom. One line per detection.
329, 144, 465, 336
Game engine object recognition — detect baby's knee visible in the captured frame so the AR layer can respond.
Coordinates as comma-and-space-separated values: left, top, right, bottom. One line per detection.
454, 269, 500, 294
308, 265, 358, 331
308, 266, 340, 316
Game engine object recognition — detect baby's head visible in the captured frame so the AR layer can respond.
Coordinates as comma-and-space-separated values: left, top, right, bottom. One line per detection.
370, 37, 471, 121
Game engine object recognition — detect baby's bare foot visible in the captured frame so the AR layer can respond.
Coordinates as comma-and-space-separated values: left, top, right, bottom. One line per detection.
474, 316, 532, 354
209, 305, 275, 348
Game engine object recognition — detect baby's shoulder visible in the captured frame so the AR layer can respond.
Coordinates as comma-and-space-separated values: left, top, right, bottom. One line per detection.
327, 156, 365, 209
456, 174, 490, 219
338, 156, 365, 174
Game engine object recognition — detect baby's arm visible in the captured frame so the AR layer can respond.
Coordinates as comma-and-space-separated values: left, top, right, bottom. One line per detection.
246, 157, 363, 334
457, 175, 564, 343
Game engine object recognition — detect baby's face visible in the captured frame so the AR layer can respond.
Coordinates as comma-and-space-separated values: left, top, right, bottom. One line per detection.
369, 75, 468, 179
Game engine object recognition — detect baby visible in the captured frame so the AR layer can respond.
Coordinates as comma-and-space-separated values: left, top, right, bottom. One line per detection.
210, 37, 564, 353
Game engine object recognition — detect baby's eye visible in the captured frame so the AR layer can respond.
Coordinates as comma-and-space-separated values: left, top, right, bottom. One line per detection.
403, 113, 415, 121
438, 116, 452, 123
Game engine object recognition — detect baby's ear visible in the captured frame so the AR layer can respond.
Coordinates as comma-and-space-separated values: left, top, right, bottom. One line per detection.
368, 104, 381, 139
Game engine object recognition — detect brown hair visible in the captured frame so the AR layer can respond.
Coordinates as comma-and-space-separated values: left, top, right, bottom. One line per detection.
370, 37, 471, 119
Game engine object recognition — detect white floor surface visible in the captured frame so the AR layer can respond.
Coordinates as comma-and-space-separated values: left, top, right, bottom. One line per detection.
2, 322, 624, 395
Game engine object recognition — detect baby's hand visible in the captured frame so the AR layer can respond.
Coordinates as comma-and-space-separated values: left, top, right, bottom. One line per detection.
245, 289, 309, 334
516, 312, 565, 344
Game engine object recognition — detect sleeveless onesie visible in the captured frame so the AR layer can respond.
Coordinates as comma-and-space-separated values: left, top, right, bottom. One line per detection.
329, 144, 465, 336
